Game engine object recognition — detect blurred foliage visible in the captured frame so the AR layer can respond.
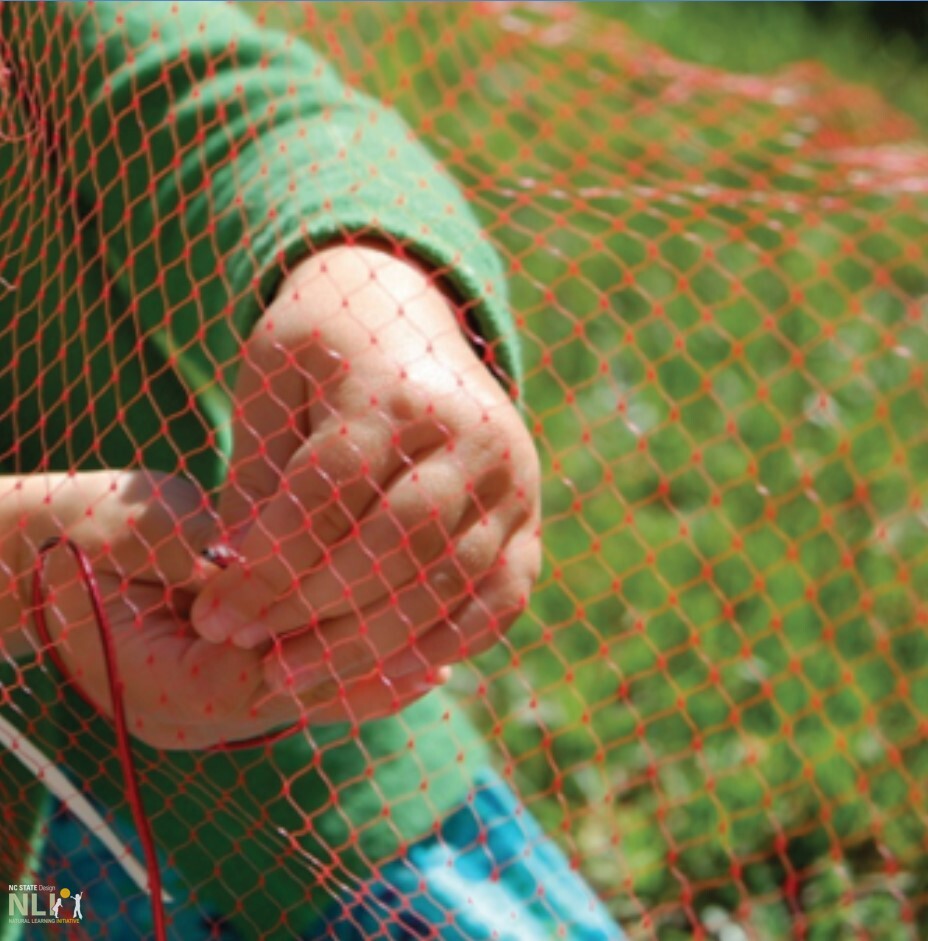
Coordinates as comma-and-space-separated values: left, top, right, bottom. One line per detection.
592, 3, 928, 135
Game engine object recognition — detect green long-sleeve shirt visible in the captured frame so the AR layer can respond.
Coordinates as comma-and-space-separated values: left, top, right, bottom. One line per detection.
0, 3, 517, 936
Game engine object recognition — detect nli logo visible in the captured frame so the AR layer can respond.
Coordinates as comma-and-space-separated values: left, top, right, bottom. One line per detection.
7, 884, 85, 926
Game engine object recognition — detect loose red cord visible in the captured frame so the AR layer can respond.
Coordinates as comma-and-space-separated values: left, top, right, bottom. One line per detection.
31, 537, 304, 941
33, 537, 169, 941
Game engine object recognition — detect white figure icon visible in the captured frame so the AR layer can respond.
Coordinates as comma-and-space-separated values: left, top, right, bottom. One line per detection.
52, 897, 63, 918
72, 892, 83, 920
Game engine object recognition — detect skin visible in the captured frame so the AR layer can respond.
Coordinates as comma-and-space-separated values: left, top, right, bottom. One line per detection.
1, 245, 542, 749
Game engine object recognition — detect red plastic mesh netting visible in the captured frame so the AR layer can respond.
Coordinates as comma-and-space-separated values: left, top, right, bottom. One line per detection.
1, 3, 927, 939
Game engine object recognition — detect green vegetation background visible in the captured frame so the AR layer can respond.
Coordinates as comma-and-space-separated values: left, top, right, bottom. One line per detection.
515, 9, 928, 938
597, 3, 928, 135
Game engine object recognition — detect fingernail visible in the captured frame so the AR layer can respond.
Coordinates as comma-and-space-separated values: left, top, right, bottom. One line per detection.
229, 623, 272, 650
382, 658, 451, 686
195, 607, 228, 644
410, 674, 446, 697
414, 666, 451, 687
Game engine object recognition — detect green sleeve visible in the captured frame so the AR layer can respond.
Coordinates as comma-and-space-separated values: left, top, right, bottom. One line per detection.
3, 0, 520, 403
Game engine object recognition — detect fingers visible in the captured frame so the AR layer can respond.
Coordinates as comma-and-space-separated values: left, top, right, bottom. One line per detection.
221, 456, 483, 641
191, 415, 445, 644
261, 525, 540, 695
275, 458, 529, 626
133, 636, 447, 746
259, 517, 508, 692
154, 632, 450, 744
254, 658, 452, 729
194, 426, 393, 642
193, 428, 535, 648
241, 533, 537, 731
391, 535, 539, 669
279, 459, 469, 622
38, 546, 460, 749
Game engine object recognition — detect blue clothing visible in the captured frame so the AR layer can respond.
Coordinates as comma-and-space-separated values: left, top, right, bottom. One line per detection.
31, 770, 624, 940
317, 769, 625, 941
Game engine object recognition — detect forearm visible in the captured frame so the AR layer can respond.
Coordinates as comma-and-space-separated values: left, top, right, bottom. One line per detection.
0, 474, 46, 659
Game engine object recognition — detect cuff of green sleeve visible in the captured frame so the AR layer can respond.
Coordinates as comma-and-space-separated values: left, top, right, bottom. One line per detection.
228, 126, 521, 395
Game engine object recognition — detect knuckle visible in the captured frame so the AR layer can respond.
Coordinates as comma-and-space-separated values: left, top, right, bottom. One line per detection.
405, 523, 445, 568
492, 560, 539, 626
474, 462, 515, 508
511, 573, 537, 615
490, 595, 527, 640
510, 432, 542, 498
307, 498, 352, 548
456, 524, 499, 577
471, 432, 540, 513
430, 560, 469, 600
230, 458, 281, 509
519, 533, 544, 586
330, 635, 377, 677
384, 382, 433, 426
384, 401, 453, 461
305, 426, 368, 485
380, 488, 426, 536
460, 629, 502, 659
245, 551, 298, 601
394, 507, 449, 568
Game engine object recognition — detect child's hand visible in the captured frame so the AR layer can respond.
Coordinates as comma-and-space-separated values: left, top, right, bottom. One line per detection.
25, 470, 231, 748
28, 470, 425, 748
191, 245, 541, 716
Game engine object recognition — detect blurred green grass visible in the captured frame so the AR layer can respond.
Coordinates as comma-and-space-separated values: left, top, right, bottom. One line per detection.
265, 3, 928, 937
592, 3, 928, 135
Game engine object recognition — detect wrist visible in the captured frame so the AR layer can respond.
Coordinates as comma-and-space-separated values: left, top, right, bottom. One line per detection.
274, 244, 474, 359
